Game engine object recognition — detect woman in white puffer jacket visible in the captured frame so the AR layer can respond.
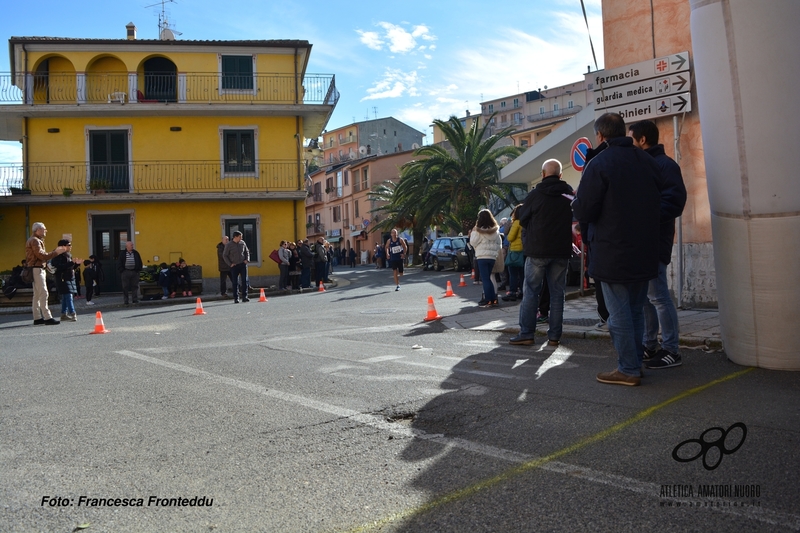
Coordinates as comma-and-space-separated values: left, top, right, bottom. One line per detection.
469, 209, 502, 307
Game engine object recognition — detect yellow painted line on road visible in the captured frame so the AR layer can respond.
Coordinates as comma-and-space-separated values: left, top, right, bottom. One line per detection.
345, 367, 755, 532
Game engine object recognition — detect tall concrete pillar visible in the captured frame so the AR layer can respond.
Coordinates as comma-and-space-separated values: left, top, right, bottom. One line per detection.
690, 0, 800, 369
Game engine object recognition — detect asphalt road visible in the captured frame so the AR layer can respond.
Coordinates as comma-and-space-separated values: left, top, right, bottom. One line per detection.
2, 266, 799, 532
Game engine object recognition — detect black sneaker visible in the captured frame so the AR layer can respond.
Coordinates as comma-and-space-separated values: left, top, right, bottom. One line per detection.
44, 318, 60, 325
33, 318, 45, 326
234, 299, 240, 304
645, 350, 682, 369
242, 297, 250, 302
477, 298, 488, 306
501, 294, 516, 302
642, 346, 660, 362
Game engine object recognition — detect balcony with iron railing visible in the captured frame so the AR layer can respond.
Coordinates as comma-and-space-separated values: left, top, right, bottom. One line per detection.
326, 186, 343, 200
0, 72, 338, 106
306, 222, 325, 235
527, 105, 583, 123
0, 160, 302, 196
305, 191, 324, 205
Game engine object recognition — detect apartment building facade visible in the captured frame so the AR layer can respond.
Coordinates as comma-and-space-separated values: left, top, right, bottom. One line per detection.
321, 117, 424, 165
304, 150, 417, 262
0, 27, 337, 292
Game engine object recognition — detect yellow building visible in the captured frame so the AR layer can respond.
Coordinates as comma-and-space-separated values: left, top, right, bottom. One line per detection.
0, 26, 338, 293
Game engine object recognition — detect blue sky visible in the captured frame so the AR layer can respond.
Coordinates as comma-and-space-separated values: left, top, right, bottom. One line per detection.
0, 0, 603, 161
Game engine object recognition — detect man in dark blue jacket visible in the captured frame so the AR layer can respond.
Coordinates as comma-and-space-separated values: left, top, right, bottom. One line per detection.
510, 159, 574, 347
572, 113, 670, 386
628, 120, 687, 369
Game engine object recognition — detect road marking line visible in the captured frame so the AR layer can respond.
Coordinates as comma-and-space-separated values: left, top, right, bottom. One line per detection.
113, 352, 796, 531
344, 367, 800, 532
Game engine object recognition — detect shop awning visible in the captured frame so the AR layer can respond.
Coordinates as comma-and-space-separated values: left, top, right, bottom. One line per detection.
326, 237, 341, 243
350, 230, 365, 238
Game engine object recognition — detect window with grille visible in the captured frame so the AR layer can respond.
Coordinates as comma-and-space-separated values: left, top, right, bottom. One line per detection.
221, 55, 253, 90
223, 130, 255, 173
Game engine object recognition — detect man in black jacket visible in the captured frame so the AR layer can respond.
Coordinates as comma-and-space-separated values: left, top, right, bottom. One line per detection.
628, 120, 687, 369
509, 158, 574, 347
572, 113, 671, 386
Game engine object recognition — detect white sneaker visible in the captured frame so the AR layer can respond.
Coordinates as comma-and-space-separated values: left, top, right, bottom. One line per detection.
85, 301, 95, 306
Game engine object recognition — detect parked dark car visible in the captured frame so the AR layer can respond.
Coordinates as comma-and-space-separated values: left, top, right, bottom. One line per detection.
427, 237, 470, 271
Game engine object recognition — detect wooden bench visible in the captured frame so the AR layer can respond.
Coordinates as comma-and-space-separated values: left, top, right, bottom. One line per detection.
0, 288, 59, 308
139, 281, 203, 300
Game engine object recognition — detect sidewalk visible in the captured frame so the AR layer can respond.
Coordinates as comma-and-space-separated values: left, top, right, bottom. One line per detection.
0, 282, 337, 317
442, 289, 723, 350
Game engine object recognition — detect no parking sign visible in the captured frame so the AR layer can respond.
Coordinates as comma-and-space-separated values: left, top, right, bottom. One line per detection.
571, 137, 592, 172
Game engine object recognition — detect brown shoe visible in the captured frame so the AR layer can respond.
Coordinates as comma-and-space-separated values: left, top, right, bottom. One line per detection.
596, 369, 641, 386
547, 340, 560, 347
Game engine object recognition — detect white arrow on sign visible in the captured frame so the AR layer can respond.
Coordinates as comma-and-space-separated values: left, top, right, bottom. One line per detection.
586, 51, 690, 90
594, 73, 691, 110
597, 93, 692, 122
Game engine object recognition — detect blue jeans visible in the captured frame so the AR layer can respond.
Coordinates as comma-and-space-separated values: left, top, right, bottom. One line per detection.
60, 293, 75, 315
518, 257, 568, 339
602, 281, 649, 376
643, 261, 680, 353
230, 263, 249, 301
476, 259, 496, 302
508, 264, 524, 296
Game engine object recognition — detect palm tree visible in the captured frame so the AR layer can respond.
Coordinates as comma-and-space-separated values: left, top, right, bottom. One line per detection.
410, 115, 524, 234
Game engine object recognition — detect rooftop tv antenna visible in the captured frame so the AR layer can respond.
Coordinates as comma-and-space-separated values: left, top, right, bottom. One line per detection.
146, 0, 182, 39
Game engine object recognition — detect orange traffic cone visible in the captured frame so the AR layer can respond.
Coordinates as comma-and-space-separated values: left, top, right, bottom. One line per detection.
90, 311, 109, 334
471, 269, 476, 280
193, 298, 206, 315
259, 288, 268, 302
423, 295, 442, 322
443, 280, 455, 297
458, 274, 467, 287
318, 281, 326, 292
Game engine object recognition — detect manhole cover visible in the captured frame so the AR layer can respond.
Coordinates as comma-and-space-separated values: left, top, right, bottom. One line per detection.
360, 308, 398, 314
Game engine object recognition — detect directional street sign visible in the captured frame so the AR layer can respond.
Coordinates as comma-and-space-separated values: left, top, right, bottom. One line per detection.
586, 51, 690, 90
605, 93, 692, 122
571, 137, 592, 172
587, 51, 692, 120
594, 72, 691, 111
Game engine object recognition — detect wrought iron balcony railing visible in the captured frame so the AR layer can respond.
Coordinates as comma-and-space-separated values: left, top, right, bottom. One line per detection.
0, 160, 302, 195
306, 222, 324, 235
527, 105, 583, 122
0, 72, 338, 106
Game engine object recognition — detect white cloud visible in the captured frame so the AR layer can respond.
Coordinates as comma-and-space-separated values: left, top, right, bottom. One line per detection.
361, 69, 419, 101
0, 142, 22, 163
357, 30, 383, 50
355, 22, 437, 54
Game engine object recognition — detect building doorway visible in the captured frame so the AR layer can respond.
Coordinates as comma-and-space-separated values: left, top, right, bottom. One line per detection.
91, 214, 131, 293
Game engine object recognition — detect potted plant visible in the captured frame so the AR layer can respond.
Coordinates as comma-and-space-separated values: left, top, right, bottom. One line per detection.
89, 178, 110, 194
9, 186, 31, 195
62, 187, 73, 197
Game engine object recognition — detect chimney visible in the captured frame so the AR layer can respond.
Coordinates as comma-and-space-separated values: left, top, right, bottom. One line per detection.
466, 110, 470, 117
126, 22, 137, 40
